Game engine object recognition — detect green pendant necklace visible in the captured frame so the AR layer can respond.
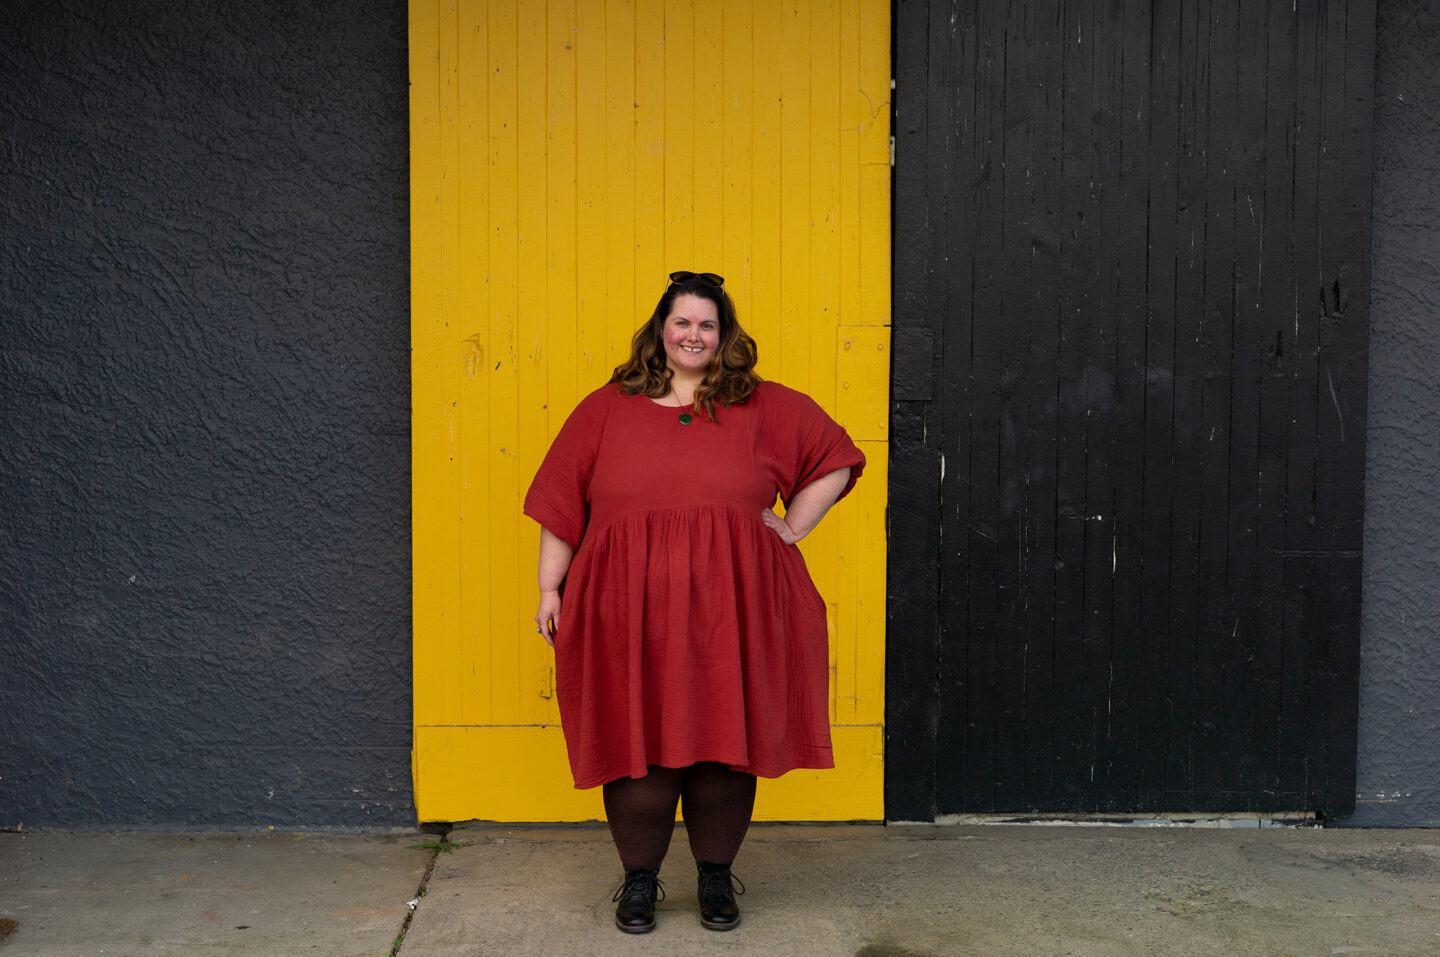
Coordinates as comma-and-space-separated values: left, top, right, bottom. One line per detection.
673, 391, 695, 425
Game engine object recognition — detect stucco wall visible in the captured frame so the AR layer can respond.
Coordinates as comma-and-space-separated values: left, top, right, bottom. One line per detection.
0, 0, 412, 825
1350, 0, 1440, 827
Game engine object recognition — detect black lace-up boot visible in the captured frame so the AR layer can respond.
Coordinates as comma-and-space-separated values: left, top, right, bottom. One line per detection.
696, 860, 745, 930
612, 866, 664, 933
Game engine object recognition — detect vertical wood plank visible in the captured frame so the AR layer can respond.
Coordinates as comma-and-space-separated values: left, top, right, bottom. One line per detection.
548, 0, 580, 427
633, 0, 667, 355
1194, 0, 1236, 810
987, 0, 1032, 812
1082, 0, 1118, 809
850, 440, 889, 726
527, 0, 578, 724
849, 0, 889, 748
886, 0, 938, 823
856, 0, 890, 329
779, 0, 811, 391
575, 0, 608, 386
1019, 0, 1063, 808
837, 0, 861, 330
454, 0, 489, 725
749, 0, 783, 375
1253, 0, 1297, 804
1309, 0, 1370, 817
957, 1, 1006, 813
721, 0, 753, 315
1283, 0, 1324, 804
808, 0, 841, 406
663, 0, 695, 269
1286, 0, 1321, 559
1224, 0, 1268, 798
411, 0, 452, 728
487, 0, 524, 723
1105, 0, 1152, 810
513, 0, 551, 723
693, 4, 724, 270
928, 0, 968, 812
1161, 0, 1205, 802
1133, 0, 1181, 810
1050, 0, 1094, 808
807, 0, 857, 718
1321, 0, 1375, 818
602, 0, 635, 381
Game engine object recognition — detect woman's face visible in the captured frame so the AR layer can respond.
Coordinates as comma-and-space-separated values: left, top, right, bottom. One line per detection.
662, 294, 721, 378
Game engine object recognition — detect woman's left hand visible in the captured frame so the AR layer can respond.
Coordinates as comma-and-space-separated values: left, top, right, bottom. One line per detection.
761, 468, 851, 546
761, 507, 801, 545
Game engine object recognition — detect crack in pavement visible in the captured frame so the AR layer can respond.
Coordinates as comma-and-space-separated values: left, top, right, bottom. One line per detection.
389, 827, 450, 956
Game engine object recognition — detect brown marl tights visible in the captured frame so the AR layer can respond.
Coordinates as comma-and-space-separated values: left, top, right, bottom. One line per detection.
602, 762, 757, 869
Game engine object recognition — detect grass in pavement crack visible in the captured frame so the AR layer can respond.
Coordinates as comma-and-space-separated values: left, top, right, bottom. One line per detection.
389, 830, 450, 956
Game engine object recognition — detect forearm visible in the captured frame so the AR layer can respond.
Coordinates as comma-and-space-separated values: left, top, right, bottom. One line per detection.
538, 527, 575, 591
779, 467, 851, 541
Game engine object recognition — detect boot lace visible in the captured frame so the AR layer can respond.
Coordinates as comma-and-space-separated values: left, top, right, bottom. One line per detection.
613, 869, 666, 906
698, 867, 745, 903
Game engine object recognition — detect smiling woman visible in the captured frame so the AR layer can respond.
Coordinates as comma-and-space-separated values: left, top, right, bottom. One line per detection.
523, 270, 865, 933
608, 272, 761, 424
662, 297, 719, 380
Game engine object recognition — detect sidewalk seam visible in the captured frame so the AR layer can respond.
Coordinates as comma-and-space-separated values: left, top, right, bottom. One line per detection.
389, 827, 450, 956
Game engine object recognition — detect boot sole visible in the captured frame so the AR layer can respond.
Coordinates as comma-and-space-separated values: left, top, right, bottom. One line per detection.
615, 919, 656, 934
701, 917, 741, 931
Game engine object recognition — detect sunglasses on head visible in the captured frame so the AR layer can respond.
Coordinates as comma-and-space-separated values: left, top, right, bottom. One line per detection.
667, 270, 725, 288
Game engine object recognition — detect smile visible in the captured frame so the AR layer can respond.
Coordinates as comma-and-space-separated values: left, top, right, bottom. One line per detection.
681, 345, 705, 353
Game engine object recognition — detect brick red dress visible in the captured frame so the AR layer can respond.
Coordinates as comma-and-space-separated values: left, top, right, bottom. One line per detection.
524, 381, 865, 788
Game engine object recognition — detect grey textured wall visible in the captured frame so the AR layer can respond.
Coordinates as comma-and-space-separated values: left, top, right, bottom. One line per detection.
0, 0, 413, 826
1351, 0, 1440, 827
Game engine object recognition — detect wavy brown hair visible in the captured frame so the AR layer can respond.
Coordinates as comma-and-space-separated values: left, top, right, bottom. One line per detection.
609, 274, 761, 422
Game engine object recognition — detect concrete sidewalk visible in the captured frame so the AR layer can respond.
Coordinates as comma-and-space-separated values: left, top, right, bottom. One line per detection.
3, 823, 1439, 956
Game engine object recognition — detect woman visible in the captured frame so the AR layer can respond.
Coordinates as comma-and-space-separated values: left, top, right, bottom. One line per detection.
523, 271, 864, 934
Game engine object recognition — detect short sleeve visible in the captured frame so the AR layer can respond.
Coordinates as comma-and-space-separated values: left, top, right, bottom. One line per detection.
523, 387, 613, 550
756, 383, 866, 506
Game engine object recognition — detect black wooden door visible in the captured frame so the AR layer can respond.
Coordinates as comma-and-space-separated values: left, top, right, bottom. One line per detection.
888, 0, 1375, 819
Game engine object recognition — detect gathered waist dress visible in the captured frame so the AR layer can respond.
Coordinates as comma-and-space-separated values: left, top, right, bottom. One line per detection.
523, 380, 865, 788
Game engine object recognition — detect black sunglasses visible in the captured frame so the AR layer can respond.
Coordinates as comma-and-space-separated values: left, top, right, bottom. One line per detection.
668, 270, 725, 288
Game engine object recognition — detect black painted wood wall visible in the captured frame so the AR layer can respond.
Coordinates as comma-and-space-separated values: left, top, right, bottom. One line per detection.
888, 0, 1375, 819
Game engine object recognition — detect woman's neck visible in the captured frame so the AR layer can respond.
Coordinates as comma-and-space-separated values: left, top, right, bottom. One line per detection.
667, 371, 703, 404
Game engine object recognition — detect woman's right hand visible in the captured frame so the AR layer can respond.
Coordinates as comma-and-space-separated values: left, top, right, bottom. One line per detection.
535, 528, 574, 648
535, 589, 561, 647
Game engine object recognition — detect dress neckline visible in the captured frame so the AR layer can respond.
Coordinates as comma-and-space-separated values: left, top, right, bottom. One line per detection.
641, 390, 699, 425
645, 393, 695, 409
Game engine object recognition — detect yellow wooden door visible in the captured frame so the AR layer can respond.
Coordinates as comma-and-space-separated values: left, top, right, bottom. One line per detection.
410, 0, 890, 822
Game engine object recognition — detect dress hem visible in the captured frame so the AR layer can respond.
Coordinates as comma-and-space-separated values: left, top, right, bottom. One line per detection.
571, 755, 837, 790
